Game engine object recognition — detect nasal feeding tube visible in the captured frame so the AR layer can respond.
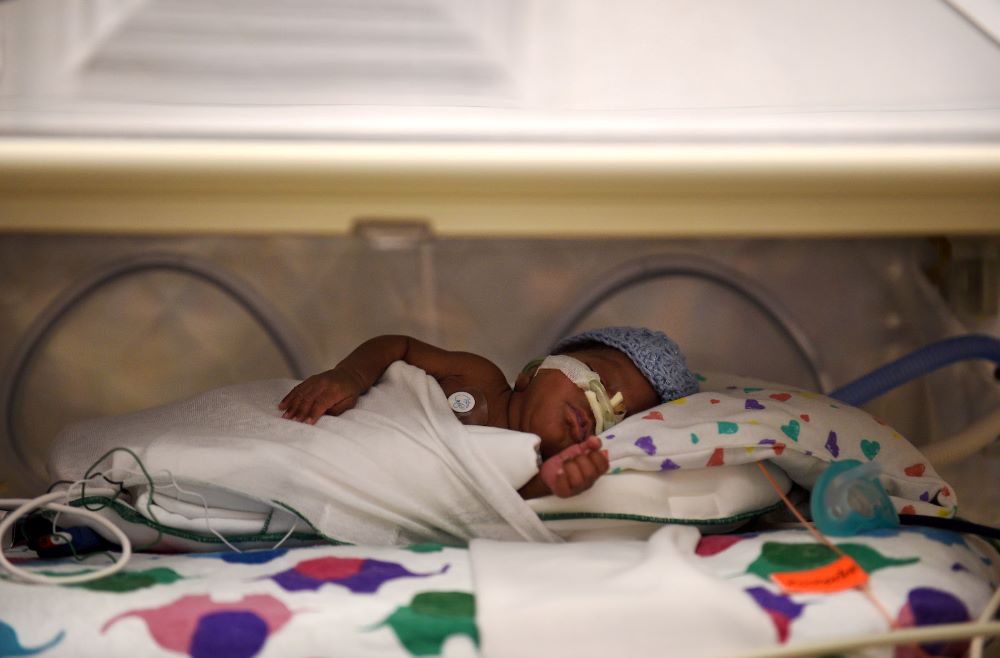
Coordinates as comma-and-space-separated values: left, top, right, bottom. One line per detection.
534, 355, 626, 433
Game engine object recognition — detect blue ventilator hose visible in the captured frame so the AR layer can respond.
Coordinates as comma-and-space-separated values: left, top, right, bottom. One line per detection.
829, 334, 1000, 406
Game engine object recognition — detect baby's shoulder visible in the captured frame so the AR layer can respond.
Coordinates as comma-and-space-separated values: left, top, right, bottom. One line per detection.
441, 350, 509, 390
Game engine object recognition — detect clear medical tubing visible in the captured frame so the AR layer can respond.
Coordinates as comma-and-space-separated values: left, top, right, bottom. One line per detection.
829, 334, 1000, 406
0, 252, 312, 491
921, 405, 1000, 466
541, 253, 832, 393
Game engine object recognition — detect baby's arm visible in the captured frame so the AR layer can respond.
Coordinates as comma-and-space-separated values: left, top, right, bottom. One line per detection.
518, 436, 609, 499
279, 335, 498, 424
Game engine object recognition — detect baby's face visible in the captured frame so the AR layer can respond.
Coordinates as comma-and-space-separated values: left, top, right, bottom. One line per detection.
519, 347, 658, 459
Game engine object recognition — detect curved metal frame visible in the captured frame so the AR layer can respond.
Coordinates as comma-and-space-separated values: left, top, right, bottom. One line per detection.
539, 253, 831, 394
1, 253, 312, 491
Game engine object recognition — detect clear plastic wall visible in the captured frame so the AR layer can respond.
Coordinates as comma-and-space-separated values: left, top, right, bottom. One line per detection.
2, 235, 998, 523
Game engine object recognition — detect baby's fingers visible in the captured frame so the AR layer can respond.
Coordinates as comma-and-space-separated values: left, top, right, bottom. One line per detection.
564, 456, 598, 490
588, 448, 610, 474
300, 399, 326, 424
281, 394, 319, 423
548, 470, 573, 498
279, 394, 300, 418
278, 385, 304, 411
562, 450, 609, 494
282, 404, 309, 422
297, 392, 338, 424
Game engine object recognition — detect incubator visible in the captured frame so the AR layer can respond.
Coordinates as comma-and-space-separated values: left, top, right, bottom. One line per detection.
1, 2, 999, 656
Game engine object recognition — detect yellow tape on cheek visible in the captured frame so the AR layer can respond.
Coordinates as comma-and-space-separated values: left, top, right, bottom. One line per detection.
537, 355, 626, 433
584, 390, 605, 433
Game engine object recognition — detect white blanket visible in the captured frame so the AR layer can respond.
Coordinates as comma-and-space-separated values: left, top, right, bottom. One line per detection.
48, 361, 559, 546
471, 525, 775, 658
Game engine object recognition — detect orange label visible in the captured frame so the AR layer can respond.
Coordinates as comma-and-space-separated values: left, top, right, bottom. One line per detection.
771, 555, 869, 594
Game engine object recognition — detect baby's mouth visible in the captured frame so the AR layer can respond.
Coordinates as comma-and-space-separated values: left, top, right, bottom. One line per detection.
568, 404, 591, 443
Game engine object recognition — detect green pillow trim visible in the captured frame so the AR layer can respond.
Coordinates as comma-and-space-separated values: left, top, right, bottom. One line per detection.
536, 500, 783, 526
64, 496, 781, 548
68, 495, 350, 546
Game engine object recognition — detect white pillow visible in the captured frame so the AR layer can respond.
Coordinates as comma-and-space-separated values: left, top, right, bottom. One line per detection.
531, 461, 791, 541
598, 371, 956, 519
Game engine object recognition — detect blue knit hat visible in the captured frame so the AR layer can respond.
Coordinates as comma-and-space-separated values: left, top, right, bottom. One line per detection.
553, 326, 699, 402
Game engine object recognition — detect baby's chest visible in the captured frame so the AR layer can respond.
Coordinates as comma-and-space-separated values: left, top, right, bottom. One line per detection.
438, 380, 490, 425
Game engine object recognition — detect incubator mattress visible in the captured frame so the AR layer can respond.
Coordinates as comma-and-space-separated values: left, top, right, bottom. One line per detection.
1, 526, 996, 658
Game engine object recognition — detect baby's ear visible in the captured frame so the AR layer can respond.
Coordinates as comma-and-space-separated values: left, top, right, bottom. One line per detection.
514, 358, 543, 391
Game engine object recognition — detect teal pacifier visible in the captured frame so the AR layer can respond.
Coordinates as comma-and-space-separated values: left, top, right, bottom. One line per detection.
810, 459, 899, 536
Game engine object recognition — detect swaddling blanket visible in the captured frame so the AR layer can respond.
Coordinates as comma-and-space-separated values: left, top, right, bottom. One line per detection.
48, 361, 558, 546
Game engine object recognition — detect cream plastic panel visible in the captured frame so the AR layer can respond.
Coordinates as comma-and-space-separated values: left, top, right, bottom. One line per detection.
1, 140, 999, 237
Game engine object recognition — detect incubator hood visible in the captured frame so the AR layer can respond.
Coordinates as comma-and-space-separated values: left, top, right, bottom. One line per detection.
1, 0, 999, 143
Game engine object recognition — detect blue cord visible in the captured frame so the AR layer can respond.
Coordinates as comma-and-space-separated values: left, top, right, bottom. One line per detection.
830, 334, 1000, 406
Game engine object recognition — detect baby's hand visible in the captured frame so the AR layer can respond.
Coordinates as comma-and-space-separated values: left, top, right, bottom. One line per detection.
278, 368, 364, 424
538, 436, 609, 498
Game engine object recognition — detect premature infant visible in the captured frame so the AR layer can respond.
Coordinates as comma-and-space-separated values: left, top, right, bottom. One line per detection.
279, 326, 698, 500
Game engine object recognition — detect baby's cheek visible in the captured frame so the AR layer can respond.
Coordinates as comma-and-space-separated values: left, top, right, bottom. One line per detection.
534, 424, 565, 459
540, 437, 574, 461
537, 438, 557, 461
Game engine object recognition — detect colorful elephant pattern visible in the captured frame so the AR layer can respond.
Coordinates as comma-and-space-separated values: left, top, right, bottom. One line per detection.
1, 525, 996, 658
